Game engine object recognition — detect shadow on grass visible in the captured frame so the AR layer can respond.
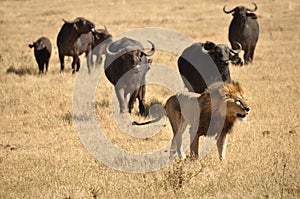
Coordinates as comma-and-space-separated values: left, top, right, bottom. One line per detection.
6, 65, 36, 76
135, 98, 164, 117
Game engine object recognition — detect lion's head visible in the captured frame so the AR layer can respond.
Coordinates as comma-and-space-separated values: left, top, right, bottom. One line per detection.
204, 81, 250, 124
223, 82, 250, 122
199, 81, 250, 135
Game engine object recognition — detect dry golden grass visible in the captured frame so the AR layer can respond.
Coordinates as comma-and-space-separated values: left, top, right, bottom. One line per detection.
0, 0, 299, 198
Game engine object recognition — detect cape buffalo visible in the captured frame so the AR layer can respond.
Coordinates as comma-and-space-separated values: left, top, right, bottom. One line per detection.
28, 37, 52, 74
178, 41, 242, 93
104, 37, 155, 114
223, 3, 259, 64
57, 17, 95, 74
91, 26, 112, 66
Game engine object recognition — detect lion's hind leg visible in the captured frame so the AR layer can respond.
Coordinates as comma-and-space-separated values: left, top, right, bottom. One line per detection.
169, 111, 188, 160
175, 121, 188, 159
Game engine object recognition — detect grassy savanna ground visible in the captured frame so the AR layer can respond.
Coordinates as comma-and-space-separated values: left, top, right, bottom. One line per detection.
0, 0, 299, 198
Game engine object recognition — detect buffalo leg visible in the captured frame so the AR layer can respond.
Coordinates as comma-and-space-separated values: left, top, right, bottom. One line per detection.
249, 45, 256, 63
96, 54, 102, 66
76, 58, 80, 72
244, 46, 252, 65
36, 57, 44, 74
137, 85, 146, 115
128, 90, 138, 114
90, 54, 94, 68
115, 87, 126, 113
97, 45, 106, 66
45, 60, 49, 73
59, 54, 65, 72
71, 57, 77, 73
86, 50, 92, 74
38, 63, 43, 74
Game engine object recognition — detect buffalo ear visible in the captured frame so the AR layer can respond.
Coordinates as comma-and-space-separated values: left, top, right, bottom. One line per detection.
28, 43, 34, 48
203, 41, 215, 51
246, 13, 257, 19
73, 23, 78, 31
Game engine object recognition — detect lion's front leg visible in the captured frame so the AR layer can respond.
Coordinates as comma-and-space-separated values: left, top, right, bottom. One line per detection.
217, 132, 228, 161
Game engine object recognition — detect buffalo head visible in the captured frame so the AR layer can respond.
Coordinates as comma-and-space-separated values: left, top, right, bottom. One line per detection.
28, 39, 46, 50
223, 3, 257, 18
63, 17, 95, 34
92, 26, 112, 44
201, 41, 242, 67
106, 40, 155, 69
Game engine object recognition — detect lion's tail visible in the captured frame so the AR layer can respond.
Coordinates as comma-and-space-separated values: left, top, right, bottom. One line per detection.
132, 106, 166, 126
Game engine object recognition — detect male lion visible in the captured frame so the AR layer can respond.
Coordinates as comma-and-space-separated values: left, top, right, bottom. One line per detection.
133, 81, 250, 160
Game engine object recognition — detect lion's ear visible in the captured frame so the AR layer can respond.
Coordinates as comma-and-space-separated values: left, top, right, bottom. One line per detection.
203, 88, 209, 94
232, 81, 244, 94
237, 84, 244, 94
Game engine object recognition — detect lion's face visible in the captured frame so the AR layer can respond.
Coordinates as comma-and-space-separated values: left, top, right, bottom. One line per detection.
226, 94, 250, 121
224, 83, 250, 121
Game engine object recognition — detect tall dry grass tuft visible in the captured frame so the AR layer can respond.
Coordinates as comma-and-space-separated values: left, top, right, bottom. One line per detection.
163, 160, 195, 192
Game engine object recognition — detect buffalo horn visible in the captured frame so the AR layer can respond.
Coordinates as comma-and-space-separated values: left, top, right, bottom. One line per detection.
142, 40, 155, 56
246, 2, 258, 12
223, 5, 236, 14
62, 18, 78, 24
105, 42, 121, 56
62, 18, 70, 23
230, 42, 242, 54
201, 44, 212, 54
